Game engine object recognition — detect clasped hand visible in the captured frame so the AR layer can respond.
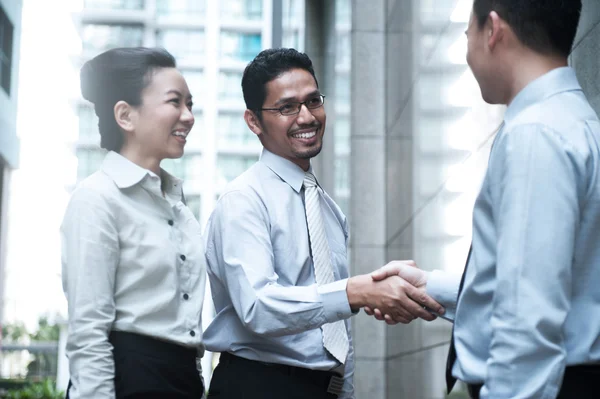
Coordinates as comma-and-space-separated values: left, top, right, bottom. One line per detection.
363, 260, 444, 325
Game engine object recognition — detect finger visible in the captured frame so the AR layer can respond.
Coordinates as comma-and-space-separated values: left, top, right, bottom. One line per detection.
384, 314, 401, 325
370, 264, 402, 281
405, 259, 417, 268
389, 313, 411, 324
401, 286, 440, 321
373, 308, 385, 321
364, 307, 375, 316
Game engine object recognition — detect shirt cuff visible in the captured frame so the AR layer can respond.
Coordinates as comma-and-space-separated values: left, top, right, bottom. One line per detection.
318, 278, 354, 323
426, 270, 461, 308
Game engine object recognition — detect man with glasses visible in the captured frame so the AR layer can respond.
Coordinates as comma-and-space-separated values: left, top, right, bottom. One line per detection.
202, 48, 444, 399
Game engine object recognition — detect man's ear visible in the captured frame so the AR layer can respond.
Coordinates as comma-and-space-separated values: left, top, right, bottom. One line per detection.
244, 109, 264, 137
487, 11, 504, 51
114, 101, 136, 133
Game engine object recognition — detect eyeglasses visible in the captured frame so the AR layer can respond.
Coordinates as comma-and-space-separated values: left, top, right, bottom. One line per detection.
261, 95, 326, 116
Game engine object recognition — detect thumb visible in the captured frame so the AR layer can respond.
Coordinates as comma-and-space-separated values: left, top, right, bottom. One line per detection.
370, 264, 402, 281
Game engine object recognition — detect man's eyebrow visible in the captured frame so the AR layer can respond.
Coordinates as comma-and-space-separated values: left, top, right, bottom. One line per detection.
273, 90, 321, 105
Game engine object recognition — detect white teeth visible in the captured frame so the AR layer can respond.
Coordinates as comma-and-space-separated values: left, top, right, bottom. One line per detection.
292, 130, 316, 139
172, 131, 188, 138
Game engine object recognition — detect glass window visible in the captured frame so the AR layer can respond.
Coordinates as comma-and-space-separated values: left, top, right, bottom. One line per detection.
216, 154, 257, 185
78, 105, 99, 141
217, 112, 256, 147
162, 153, 203, 182
220, 31, 261, 63
76, 148, 107, 181
156, 0, 205, 16
156, 29, 205, 63
0, 5, 14, 95
334, 156, 349, 193
218, 71, 242, 100
220, 0, 262, 20
84, 0, 144, 10
334, 116, 350, 154
82, 24, 144, 54
182, 70, 204, 99
336, 32, 351, 68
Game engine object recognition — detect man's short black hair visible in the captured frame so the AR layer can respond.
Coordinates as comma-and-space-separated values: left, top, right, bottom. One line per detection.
241, 48, 318, 117
473, 0, 582, 58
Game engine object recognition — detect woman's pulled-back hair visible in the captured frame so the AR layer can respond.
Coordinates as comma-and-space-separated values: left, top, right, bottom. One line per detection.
80, 47, 176, 152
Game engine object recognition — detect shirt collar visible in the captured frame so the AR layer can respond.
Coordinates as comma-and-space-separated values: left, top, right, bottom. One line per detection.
259, 148, 313, 193
505, 67, 581, 123
101, 151, 184, 198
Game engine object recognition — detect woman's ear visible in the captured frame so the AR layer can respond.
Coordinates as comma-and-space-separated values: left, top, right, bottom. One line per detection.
114, 101, 136, 133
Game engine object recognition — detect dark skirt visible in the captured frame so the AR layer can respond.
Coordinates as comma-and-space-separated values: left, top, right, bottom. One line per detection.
66, 331, 204, 399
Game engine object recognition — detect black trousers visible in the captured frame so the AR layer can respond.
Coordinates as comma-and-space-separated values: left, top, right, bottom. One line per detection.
207, 352, 340, 399
66, 331, 204, 399
466, 364, 600, 399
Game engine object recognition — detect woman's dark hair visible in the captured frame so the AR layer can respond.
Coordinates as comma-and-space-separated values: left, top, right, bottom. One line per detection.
80, 47, 176, 152
241, 48, 318, 119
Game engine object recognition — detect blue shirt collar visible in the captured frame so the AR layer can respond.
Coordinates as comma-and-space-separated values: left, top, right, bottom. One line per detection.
101, 151, 183, 196
505, 67, 582, 123
259, 148, 313, 193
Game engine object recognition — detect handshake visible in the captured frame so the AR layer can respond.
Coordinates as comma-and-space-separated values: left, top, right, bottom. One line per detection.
346, 260, 445, 325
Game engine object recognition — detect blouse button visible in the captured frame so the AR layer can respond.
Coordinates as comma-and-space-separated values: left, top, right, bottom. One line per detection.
183, 293, 189, 300
189, 330, 196, 337
180, 254, 186, 261
168, 220, 174, 226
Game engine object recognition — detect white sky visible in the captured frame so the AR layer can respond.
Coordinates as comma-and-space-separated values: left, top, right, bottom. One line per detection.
5, 0, 83, 331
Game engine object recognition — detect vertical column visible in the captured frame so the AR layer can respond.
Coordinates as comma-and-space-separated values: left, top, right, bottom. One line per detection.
350, 0, 418, 397
571, 0, 600, 112
304, 0, 336, 195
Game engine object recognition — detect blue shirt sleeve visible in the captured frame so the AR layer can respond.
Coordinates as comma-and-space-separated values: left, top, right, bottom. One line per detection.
204, 189, 354, 338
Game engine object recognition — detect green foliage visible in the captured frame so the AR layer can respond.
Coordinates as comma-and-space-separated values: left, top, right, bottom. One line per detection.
3, 379, 64, 399
1, 322, 28, 343
29, 318, 60, 342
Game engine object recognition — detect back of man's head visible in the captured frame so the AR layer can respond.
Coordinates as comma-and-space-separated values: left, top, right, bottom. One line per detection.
473, 0, 582, 58
241, 48, 318, 117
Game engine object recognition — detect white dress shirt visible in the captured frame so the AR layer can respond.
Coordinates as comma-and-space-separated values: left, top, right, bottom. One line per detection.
203, 148, 356, 398
427, 67, 600, 398
61, 151, 207, 399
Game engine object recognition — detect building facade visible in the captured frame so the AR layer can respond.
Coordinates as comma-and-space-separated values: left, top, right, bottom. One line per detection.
0, 0, 23, 331
72, 0, 308, 229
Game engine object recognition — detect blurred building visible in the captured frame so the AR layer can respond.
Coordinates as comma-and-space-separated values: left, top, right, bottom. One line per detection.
72, 0, 308, 229
0, 0, 23, 330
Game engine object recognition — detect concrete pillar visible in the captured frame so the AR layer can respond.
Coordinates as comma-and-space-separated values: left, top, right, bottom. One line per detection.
349, 1, 420, 397
571, 0, 600, 112
304, 0, 336, 195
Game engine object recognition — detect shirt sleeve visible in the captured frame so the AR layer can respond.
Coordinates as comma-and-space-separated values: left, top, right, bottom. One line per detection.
204, 190, 354, 337
426, 270, 462, 322
61, 186, 119, 399
480, 125, 584, 399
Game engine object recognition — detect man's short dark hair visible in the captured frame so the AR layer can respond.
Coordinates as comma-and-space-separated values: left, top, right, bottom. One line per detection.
241, 48, 318, 117
473, 0, 582, 58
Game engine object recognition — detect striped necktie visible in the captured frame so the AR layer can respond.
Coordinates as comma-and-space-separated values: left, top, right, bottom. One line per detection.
303, 172, 349, 364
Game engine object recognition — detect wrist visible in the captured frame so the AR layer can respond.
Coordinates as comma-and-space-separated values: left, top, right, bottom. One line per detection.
346, 274, 372, 309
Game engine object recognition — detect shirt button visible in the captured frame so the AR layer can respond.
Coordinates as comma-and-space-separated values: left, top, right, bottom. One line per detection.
189, 330, 195, 337
183, 293, 189, 300
168, 220, 174, 226
180, 254, 186, 261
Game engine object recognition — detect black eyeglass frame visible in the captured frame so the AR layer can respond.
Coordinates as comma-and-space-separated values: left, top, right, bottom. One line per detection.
260, 94, 326, 116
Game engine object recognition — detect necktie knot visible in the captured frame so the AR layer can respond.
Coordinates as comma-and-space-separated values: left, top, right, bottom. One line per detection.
303, 172, 318, 189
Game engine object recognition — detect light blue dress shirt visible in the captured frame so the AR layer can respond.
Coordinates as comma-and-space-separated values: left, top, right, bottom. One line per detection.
203, 148, 356, 398
427, 67, 600, 399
